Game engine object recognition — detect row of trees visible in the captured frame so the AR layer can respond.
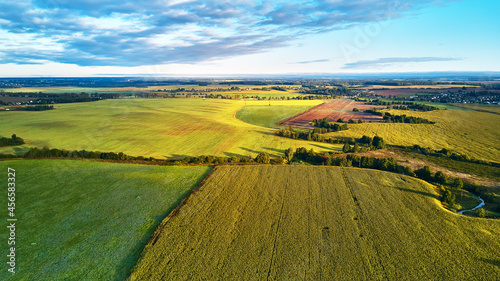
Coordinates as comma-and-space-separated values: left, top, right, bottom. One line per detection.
364, 109, 435, 124
17, 105, 54, 111
311, 118, 350, 130
22, 147, 156, 161
362, 99, 440, 111
300, 87, 354, 97
382, 112, 435, 124
0, 134, 24, 146
408, 145, 499, 167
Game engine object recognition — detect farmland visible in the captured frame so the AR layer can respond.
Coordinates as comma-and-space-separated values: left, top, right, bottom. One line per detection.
130, 165, 500, 280
1, 84, 303, 98
278, 99, 386, 128
236, 100, 323, 128
0, 160, 211, 280
330, 107, 500, 162
0, 98, 342, 159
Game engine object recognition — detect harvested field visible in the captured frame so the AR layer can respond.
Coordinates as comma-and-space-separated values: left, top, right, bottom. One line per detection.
129, 166, 500, 280
279, 99, 385, 128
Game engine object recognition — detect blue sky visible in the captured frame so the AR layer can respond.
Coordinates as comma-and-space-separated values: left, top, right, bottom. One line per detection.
0, 0, 498, 76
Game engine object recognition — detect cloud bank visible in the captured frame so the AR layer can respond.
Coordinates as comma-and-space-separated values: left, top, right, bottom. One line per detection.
0, 0, 455, 67
343, 57, 463, 69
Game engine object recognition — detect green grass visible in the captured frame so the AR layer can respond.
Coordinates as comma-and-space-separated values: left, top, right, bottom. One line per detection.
0, 159, 211, 281
130, 166, 500, 280
236, 100, 322, 128
0, 99, 342, 159
451, 188, 483, 210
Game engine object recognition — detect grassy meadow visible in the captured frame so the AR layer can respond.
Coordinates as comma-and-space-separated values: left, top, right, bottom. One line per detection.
236, 100, 322, 128
130, 166, 500, 280
0, 159, 211, 281
0, 99, 342, 159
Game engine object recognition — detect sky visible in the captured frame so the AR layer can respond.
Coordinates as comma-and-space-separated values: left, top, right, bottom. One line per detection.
0, 0, 498, 77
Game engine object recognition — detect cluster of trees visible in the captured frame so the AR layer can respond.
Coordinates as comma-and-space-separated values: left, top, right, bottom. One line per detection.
276, 126, 387, 153
276, 127, 324, 142
408, 145, 499, 167
363, 99, 440, 111
311, 118, 350, 130
339, 135, 386, 153
22, 147, 156, 161
364, 109, 435, 124
1, 93, 121, 105
16, 105, 54, 111
276, 126, 356, 143
179, 152, 284, 165
382, 112, 435, 124
300, 87, 354, 97
290, 147, 409, 172
0, 134, 24, 146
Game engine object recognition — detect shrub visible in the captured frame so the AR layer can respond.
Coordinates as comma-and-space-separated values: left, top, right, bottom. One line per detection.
442, 189, 456, 206
254, 152, 270, 164
475, 208, 486, 218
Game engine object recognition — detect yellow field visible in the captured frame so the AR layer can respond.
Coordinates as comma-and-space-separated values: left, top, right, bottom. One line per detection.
0, 99, 341, 159
452, 103, 500, 114
129, 166, 500, 280
332, 108, 500, 162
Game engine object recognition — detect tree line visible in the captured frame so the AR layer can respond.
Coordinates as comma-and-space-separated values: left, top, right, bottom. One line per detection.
404, 145, 500, 167
364, 109, 435, 124
359, 99, 440, 111
311, 118, 351, 129
15, 105, 54, 111
300, 87, 354, 97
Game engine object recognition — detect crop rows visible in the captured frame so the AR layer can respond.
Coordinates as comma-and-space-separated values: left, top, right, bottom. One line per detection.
130, 166, 500, 280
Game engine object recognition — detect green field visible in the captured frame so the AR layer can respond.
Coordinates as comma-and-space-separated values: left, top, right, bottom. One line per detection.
0, 159, 211, 280
0, 99, 342, 159
130, 165, 500, 280
236, 100, 322, 128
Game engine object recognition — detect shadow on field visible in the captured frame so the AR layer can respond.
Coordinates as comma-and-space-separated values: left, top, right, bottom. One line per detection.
240, 147, 280, 158
223, 152, 250, 159
480, 258, 500, 268
255, 130, 276, 136
392, 186, 440, 200
166, 154, 189, 160
13, 146, 30, 156
263, 147, 284, 154
311, 144, 338, 151
116, 168, 213, 281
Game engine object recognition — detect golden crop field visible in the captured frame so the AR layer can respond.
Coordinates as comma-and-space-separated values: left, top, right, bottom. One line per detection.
129, 166, 500, 280
332, 108, 500, 162
0, 98, 341, 159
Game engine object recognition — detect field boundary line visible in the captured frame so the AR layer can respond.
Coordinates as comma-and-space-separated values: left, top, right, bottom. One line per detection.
145, 166, 217, 247
276, 101, 326, 128
266, 175, 289, 281
342, 168, 389, 280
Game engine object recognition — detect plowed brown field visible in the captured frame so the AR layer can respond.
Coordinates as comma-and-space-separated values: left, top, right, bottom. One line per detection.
278, 99, 385, 128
